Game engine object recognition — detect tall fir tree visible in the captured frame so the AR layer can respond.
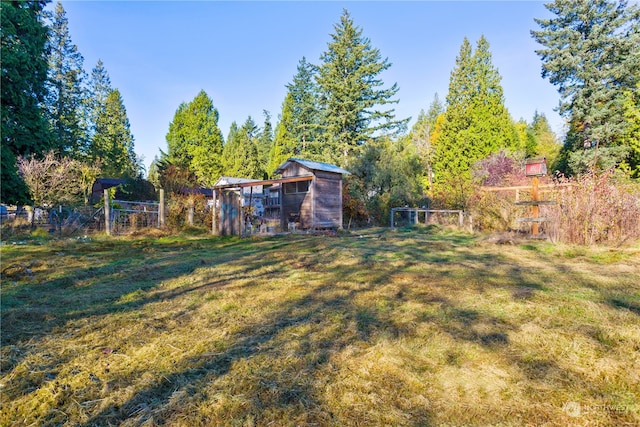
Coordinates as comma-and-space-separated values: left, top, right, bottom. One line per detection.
532, 0, 640, 172
433, 36, 518, 208
45, 1, 87, 156
86, 59, 112, 140
268, 93, 299, 176
316, 9, 408, 166
288, 57, 321, 158
91, 89, 139, 179
270, 57, 323, 173
165, 90, 224, 186
256, 110, 273, 176
1, 0, 53, 204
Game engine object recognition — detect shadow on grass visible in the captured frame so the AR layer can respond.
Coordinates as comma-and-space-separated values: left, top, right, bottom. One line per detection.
3, 229, 638, 425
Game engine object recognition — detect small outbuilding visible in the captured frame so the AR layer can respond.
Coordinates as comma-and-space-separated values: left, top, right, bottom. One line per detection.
211, 158, 350, 236
274, 158, 350, 230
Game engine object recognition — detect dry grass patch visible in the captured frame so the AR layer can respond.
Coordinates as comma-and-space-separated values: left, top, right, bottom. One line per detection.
1, 229, 639, 426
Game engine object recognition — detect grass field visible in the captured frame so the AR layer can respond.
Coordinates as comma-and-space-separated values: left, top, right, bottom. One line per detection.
1, 227, 639, 426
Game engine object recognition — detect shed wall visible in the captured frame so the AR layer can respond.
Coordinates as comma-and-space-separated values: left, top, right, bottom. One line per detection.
313, 173, 343, 228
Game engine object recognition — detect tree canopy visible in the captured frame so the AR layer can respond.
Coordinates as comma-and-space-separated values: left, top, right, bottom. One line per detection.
316, 9, 408, 166
45, 1, 87, 156
165, 90, 225, 186
532, 0, 640, 173
1, 0, 52, 204
433, 36, 519, 208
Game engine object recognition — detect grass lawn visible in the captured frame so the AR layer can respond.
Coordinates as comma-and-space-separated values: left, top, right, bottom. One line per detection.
1, 227, 639, 426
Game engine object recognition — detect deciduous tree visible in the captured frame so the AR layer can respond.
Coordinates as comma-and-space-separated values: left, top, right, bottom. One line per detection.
18, 151, 100, 222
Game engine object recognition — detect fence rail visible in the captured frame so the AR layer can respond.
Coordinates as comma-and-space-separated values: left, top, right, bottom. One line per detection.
390, 207, 473, 232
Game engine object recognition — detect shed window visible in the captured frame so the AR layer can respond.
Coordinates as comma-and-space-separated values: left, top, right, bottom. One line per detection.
284, 181, 310, 194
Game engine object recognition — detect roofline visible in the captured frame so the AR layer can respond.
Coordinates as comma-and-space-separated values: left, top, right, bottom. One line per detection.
275, 158, 351, 175
212, 175, 313, 190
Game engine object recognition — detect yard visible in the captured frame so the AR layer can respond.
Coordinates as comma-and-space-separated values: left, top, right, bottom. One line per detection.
1, 227, 639, 426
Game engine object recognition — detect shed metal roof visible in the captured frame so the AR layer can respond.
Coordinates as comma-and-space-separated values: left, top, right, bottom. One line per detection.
275, 158, 351, 175
215, 176, 264, 186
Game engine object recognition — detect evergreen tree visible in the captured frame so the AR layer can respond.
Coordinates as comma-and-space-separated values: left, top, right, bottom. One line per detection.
45, 1, 87, 156
268, 93, 298, 176
1, 0, 52, 204
165, 90, 224, 186
91, 89, 139, 178
288, 57, 321, 158
222, 117, 262, 179
86, 59, 112, 140
270, 57, 323, 172
526, 111, 560, 168
222, 121, 239, 175
622, 82, 640, 177
316, 9, 408, 166
256, 110, 273, 175
147, 155, 161, 189
532, 0, 640, 170
433, 36, 518, 208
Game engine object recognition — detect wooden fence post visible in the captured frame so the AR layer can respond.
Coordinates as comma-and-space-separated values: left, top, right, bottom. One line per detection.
211, 189, 217, 235
532, 176, 540, 236
187, 197, 194, 226
104, 189, 111, 236
159, 189, 165, 228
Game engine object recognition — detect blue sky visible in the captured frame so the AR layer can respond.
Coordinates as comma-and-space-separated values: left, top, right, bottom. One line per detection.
56, 1, 564, 172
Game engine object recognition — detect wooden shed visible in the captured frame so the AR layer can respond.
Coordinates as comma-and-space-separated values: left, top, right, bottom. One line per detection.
211, 158, 350, 236
274, 158, 350, 230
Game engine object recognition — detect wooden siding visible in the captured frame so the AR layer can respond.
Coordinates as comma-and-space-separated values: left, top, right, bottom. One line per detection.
313, 174, 342, 228
219, 190, 241, 236
280, 163, 313, 178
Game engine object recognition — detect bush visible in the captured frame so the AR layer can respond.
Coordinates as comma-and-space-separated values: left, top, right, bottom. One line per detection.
548, 171, 640, 245
468, 190, 519, 232
166, 194, 211, 231
470, 171, 640, 245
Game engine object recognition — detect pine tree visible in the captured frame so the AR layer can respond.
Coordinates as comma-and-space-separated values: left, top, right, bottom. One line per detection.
45, 1, 87, 156
1, 0, 52, 204
532, 0, 640, 170
165, 90, 224, 186
316, 9, 408, 166
91, 89, 139, 179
